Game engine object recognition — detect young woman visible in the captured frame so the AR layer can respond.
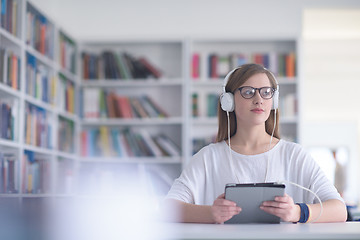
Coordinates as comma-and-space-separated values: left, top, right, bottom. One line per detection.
164, 63, 347, 224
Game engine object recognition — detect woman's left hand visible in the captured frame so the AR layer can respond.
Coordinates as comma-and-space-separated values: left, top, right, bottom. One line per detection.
260, 193, 301, 222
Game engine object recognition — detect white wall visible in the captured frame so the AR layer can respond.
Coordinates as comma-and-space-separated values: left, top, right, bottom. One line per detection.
302, 9, 360, 204
30, 0, 360, 41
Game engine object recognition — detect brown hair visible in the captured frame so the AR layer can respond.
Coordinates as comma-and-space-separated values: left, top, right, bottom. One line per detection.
216, 63, 280, 142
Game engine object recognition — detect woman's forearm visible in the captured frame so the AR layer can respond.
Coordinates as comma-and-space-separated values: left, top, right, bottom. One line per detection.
308, 199, 347, 223
162, 199, 214, 223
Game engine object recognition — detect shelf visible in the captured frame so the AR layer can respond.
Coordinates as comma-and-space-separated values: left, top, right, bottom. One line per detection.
0, 28, 23, 47
24, 94, 56, 112
81, 78, 184, 88
0, 138, 20, 149
0, 84, 21, 98
58, 67, 78, 83
55, 150, 78, 160
57, 110, 79, 122
0, 193, 21, 197
81, 117, 183, 126
20, 194, 54, 198
191, 80, 223, 87
25, 45, 55, 67
80, 156, 182, 164
23, 144, 54, 156
192, 117, 218, 125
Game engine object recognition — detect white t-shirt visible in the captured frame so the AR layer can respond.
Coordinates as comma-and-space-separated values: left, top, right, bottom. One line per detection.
166, 139, 344, 205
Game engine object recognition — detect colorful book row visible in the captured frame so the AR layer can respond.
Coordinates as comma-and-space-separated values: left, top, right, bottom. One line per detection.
24, 103, 52, 149
26, 3, 54, 58
83, 89, 168, 119
26, 53, 55, 104
0, 99, 16, 140
192, 52, 296, 79
22, 150, 50, 194
59, 31, 76, 73
0, 152, 17, 193
82, 51, 162, 80
58, 73, 75, 114
0, 47, 20, 90
0, 0, 19, 36
192, 93, 219, 118
81, 127, 181, 157
58, 117, 74, 153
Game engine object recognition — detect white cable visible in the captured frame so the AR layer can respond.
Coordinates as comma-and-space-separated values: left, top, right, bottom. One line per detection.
265, 109, 277, 182
279, 180, 323, 223
269, 109, 277, 150
227, 111, 240, 183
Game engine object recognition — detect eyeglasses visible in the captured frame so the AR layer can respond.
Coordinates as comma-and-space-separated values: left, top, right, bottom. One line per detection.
238, 86, 275, 99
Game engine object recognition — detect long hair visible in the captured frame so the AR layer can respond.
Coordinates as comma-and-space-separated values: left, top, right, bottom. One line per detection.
216, 63, 280, 142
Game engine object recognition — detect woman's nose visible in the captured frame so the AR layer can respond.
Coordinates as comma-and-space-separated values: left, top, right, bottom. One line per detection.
252, 91, 263, 104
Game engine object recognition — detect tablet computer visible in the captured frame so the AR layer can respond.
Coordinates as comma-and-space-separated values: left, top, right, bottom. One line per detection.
224, 182, 285, 224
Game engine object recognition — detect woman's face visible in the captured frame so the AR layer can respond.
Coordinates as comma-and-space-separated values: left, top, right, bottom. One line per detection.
234, 73, 273, 126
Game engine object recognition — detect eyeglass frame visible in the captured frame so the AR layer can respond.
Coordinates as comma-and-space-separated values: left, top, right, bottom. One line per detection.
237, 86, 276, 99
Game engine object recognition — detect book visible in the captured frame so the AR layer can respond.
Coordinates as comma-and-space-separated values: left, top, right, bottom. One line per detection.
83, 88, 100, 118
154, 134, 180, 156
58, 117, 74, 153
192, 53, 200, 79
129, 96, 149, 118
82, 51, 164, 80
22, 150, 50, 194
192, 93, 198, 117
143, 95, 169, 118
286, 52, 296, 77
207, 93, 218, 117
217, 55, 231, 78
0, 152, 17, 193
138, 57, 162, 78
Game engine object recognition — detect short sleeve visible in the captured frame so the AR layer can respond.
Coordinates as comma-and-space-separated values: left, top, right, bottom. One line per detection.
164, 148, 207, 204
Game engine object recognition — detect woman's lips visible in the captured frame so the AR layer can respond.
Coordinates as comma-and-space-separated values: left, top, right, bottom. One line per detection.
251, 108, 264, 113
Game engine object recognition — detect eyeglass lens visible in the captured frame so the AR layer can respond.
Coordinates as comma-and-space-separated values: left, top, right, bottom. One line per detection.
239, 86, 274, 99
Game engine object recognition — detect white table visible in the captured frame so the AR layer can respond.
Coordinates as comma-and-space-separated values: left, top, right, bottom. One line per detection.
162, 222, 360, 240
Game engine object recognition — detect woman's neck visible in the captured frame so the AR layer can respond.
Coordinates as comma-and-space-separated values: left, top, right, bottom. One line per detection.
227, 125, 277, 155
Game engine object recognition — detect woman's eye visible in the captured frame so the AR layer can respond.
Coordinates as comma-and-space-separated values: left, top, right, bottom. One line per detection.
244, 89, 254, 95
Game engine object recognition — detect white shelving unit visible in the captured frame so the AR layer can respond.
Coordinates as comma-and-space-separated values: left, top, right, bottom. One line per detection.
0, 0, 79, 201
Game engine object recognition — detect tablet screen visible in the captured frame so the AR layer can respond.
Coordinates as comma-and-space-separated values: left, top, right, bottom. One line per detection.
224, 182, 285, 224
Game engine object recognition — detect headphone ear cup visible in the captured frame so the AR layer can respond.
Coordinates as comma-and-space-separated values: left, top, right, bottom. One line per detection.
220, 92, 235, 112
272, 90, 279, 110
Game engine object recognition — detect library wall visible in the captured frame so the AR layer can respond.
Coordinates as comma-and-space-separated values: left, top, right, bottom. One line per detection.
302, 9, 360, 204
29, 0, 360, 41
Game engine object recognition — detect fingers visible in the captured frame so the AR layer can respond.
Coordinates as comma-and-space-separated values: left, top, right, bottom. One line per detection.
212, 195, 242, 224
217, 193, 225, 199
212, 205, 242, 224
260, 194, 299, 222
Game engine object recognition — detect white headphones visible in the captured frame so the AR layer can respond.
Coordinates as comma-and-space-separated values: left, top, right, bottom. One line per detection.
220, 66, 279, 112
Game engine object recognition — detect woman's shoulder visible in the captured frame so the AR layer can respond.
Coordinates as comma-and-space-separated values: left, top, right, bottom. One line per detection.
194, 141, 227, 156
275, 139, 309, 157
276, 139, 314, 164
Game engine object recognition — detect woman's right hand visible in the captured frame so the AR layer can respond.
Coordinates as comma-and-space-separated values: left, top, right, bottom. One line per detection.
211, 193, 242, 224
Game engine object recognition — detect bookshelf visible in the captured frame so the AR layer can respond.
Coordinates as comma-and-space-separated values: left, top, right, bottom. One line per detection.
188, 39, 300, 157
78, 40, 186, 195
0, 0, 79, 199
